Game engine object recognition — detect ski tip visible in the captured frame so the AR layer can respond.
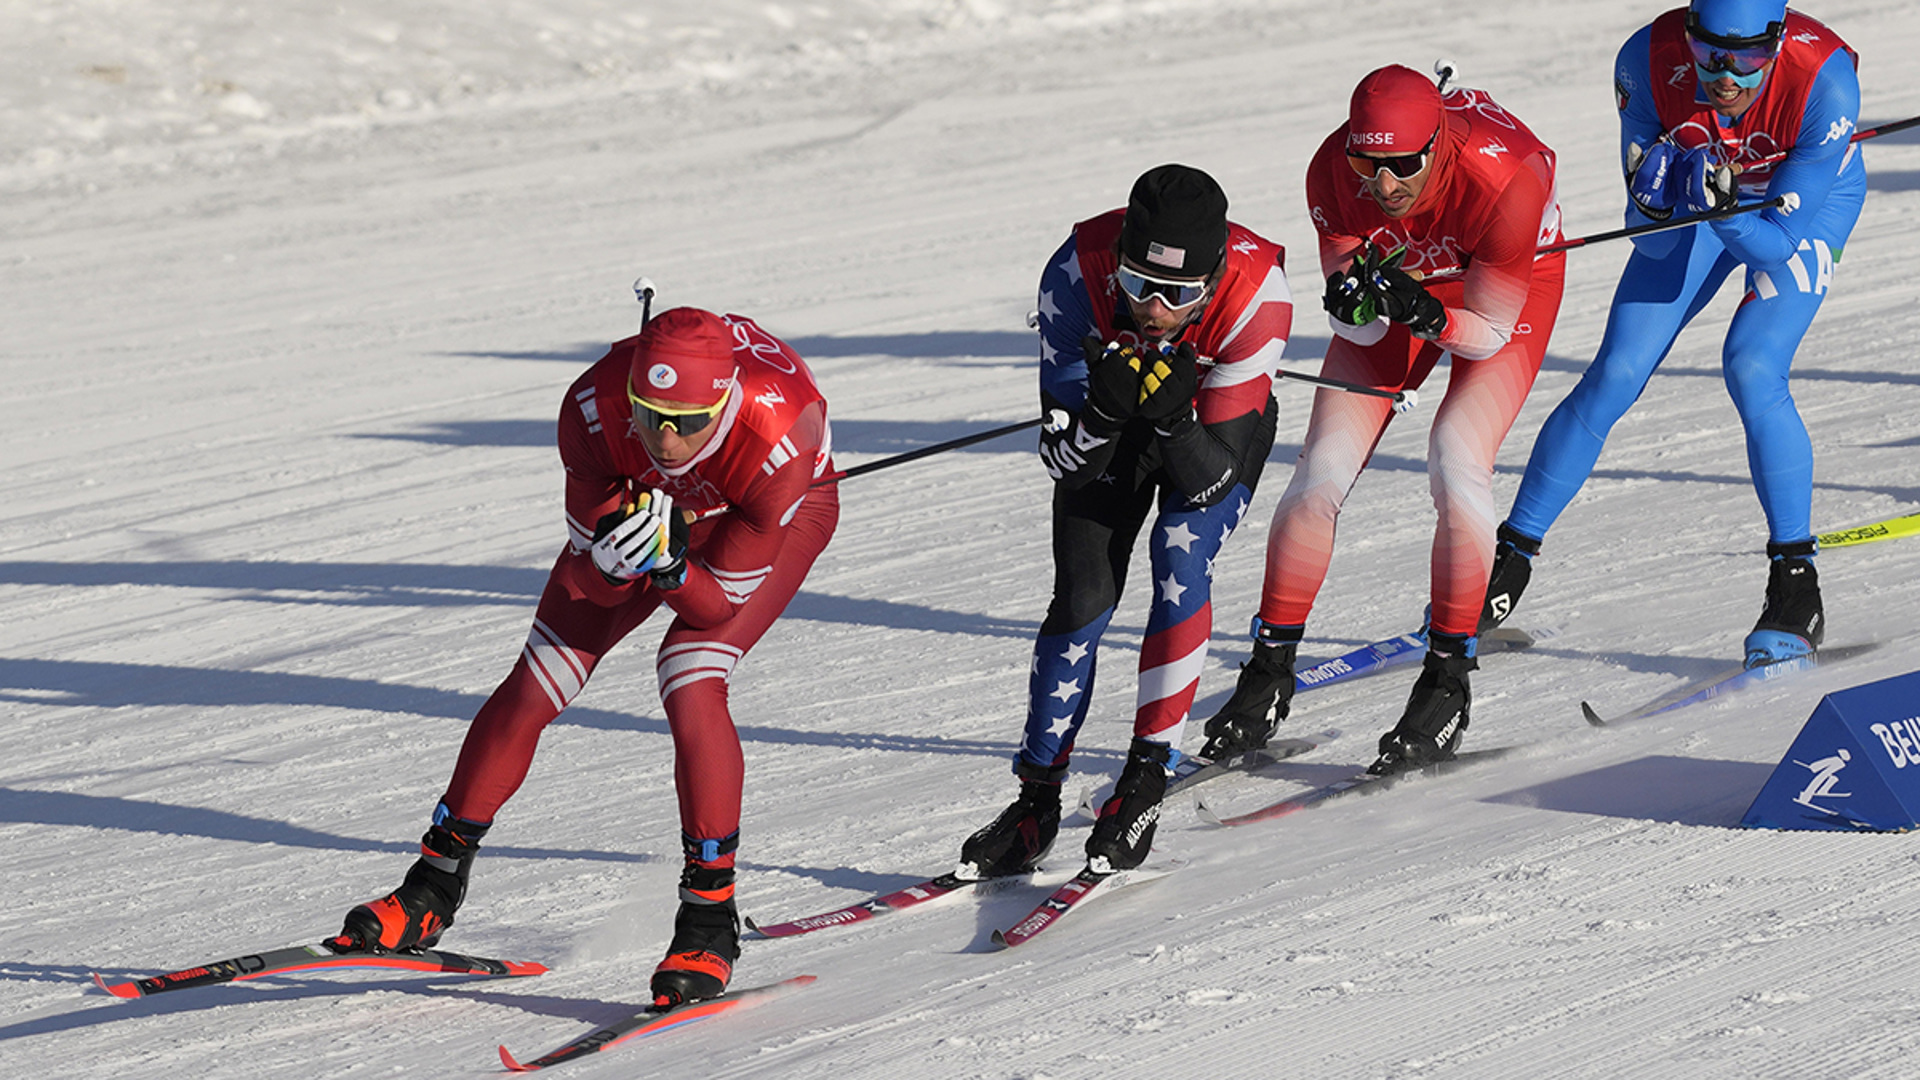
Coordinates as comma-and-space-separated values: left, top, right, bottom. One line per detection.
504, 960, 550, 978
989, 929, 1010, 949
1194, 796, 1223, 827
742, 916, 767, 937
498, 1044, 536, 1072
91, 972, 141, 999
1580, 702, 1607, 728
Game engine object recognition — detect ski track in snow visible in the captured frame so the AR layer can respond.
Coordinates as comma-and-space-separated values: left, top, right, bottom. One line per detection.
5, 1, 1920, 1077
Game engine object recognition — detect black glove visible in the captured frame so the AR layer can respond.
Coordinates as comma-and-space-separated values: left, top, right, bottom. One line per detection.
1369, 250, 1447, 341
1081, 336, 1143, 436
1323, 242, 1384, 327
1138, 342, 1199, 429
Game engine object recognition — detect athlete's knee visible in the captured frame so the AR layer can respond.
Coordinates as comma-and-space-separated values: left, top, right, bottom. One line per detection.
657, 639, 743, 704
1722, 349, 1793, 422
515, 618, 596, 712
1564, 357, 1648, 435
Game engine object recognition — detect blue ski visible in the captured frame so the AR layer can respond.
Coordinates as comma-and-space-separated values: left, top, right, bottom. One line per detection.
1581, 642, 1881, 727
1293, 624, 1549, 692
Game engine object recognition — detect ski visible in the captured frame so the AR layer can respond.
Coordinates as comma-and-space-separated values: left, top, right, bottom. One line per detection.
1817, 510, 1920, 549
498, 975, 815, 1072
746, 871, 1032, 940
91, 939, 547, 1000
1194, 748, 1518, 828
1292, 624, 1550, 693
1580, 643, 1882, 727
1068, 729, 1341, 823
990, 859, 1187, 949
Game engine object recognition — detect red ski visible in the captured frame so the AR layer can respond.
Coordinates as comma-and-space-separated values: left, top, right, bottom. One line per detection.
991, 859, 1186, 948
498, 975, 816, 1071
91, 939, 546, 999
745, 870, 1032, 939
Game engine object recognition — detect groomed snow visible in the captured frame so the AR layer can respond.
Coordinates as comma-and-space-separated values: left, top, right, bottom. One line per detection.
5, 2, 1920, 1077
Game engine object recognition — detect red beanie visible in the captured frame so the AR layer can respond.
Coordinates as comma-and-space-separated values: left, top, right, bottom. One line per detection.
1347, 64, 1443, 154
630, 307, 738, 407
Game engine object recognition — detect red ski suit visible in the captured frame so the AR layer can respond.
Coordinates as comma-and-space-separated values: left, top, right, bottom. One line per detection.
441, 315, 837, 868
1262, 87, 1566, 639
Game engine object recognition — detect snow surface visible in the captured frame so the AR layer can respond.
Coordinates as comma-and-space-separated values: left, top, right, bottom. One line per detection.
6, 1, 1920, 1077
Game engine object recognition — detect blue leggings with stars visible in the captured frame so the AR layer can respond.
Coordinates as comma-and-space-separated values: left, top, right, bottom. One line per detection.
1016, 470, 1256, 775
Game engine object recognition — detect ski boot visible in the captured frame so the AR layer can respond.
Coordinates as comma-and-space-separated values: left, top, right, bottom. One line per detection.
1085, 737, 1172, 875
1479, 523, 1540, 634
1370, 633, 1476, 776
958, 763, 1063, 880
1201, 620, 1301, 760
339, 811, 488, 952
1743, 540, 1823, 668
652, 841, 742, 1009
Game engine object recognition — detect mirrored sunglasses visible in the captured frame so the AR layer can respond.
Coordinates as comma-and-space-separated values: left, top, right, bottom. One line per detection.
1347, 134, 1436, 182
628, 381, 730, 435
1116, 265, 1211, 310
1686, 14, 1780, 79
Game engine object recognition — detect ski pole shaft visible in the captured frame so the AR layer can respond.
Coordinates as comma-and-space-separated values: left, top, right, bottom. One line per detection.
686, 417, 1043, 522
826, 418, 1042, 482
1276, 368, 1416, 411
1414, 113, 1920, 279
1733, 112, 1920, 174
1537, 195, 1787, 256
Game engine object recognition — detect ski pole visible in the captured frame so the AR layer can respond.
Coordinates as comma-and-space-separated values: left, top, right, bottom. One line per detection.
1733, 112, 1920, 174
684, 417, 1043, 522
1276, 369, 1418, 413
827, 417, 1043, 482
1537, 194, 1790, 256
1416, 114, 1919, 279
633, 276, 656, 330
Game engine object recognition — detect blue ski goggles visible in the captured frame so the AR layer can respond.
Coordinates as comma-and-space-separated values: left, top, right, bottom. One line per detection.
1686, 13, 1781, 84
1116, 264, 1211, 311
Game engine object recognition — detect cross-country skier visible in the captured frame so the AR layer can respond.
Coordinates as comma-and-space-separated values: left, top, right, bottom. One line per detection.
959, 164, 1292, 879
1480, 0, 1862, 669
337, 307, 837, 1008
1205, 64, 1565, 775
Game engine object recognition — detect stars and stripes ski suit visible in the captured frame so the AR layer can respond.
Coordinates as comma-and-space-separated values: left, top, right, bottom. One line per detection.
1256, 87, 1566, 642
1504, 8, 1863, 550
439, 315, 837, 870
1020, 210, 1292, 772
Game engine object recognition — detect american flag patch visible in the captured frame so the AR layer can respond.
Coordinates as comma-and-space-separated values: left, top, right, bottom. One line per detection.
1147, 241, 1186, 269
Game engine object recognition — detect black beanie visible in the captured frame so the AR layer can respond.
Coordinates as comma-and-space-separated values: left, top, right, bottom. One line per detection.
1120, 164, 1229, 279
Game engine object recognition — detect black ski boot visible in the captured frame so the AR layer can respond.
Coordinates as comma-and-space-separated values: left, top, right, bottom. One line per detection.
958, 764, 1063, 880
652, 860, 741, 1008
1084, 738, 1172, 874
1370, 634, 1477, 776
339, 814, 489, 952
1479, 523, 1540, 633
1201, 627, 1300, 760
1743, 539, 1824, 668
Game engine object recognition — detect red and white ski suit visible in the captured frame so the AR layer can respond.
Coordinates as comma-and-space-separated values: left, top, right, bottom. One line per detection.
1261, 88, 1566, 639
440, 316, 837, 868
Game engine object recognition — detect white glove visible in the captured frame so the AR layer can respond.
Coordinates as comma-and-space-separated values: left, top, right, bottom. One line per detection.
590, 489, 678, 582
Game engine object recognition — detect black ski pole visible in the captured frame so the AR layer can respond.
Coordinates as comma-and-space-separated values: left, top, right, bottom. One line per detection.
1275, 369, 1418, 413
634, 276, 656, 330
